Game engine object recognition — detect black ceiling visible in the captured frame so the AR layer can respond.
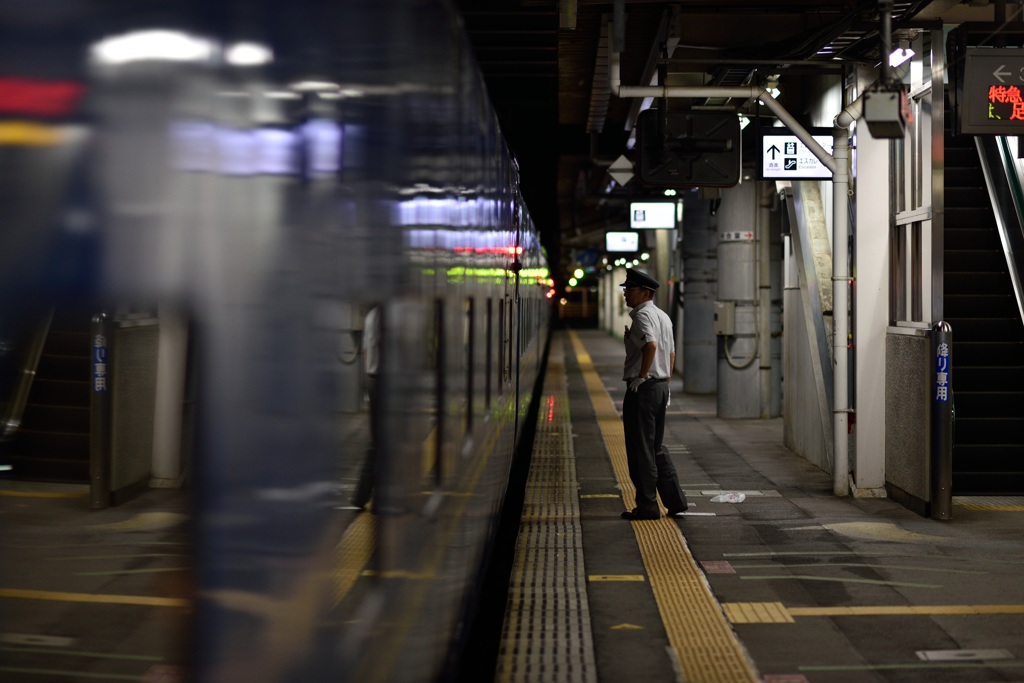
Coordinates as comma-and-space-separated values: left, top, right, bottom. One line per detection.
455, 0, 962, 274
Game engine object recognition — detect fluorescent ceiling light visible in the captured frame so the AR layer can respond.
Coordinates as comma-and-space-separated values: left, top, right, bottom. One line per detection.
226, 42, 273, 66
92, 30, 214, 64
889, 46, 914, 68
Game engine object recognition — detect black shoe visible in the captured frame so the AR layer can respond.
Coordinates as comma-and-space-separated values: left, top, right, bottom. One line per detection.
621, 508, 661, 520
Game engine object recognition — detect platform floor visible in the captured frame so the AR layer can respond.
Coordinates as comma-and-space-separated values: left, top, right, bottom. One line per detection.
496, 328, 1024, 683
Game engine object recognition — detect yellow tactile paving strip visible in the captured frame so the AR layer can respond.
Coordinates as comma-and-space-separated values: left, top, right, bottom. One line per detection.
568, 330, 761, 683
332, 513, 376, 607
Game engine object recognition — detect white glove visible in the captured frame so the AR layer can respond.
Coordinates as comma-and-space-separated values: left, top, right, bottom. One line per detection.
628, 376, 647, 393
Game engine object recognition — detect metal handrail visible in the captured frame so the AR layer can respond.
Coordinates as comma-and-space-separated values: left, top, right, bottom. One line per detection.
975, 136, 1024, 326
2, 308, 54, 438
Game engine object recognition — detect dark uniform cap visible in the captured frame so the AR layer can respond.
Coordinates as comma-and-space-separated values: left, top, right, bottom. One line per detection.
619, 268, 659, 291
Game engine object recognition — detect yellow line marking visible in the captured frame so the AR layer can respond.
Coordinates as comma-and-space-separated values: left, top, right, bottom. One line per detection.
610, 623, 645, 630
721, 602, 1024, 623
580, 493, 620, 499
588, 574, 646, 582
723, 602, 795, 624
788, 604, 1024, 617
0, 588, 188, 608
0, 490, 86, 499
0, 121, 64, 146
359, 569, 433, 580
569, 330, 761, 683
959, 505, 1024, 511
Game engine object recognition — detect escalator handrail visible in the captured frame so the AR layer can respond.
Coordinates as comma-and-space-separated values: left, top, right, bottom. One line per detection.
976, 136, 1024, 326
2, 308, 54, 438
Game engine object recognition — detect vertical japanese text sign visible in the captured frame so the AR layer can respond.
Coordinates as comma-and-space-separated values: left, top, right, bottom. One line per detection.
93, 334, 108, 393
935, 342, 950, 402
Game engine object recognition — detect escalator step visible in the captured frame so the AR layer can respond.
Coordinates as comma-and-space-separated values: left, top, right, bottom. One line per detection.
944, 249, 1011, 271
953, 366, 1024, 390
953, 339, 1024, 365
953, 416, 1024, 445
945, 226, 1002, 250
945, 293, 1019, 318
944, 272, 1015, 293
945, 206, 997, 230
944, 185, 991, 208
943, 316, 1024, 342
4, 455, 89, 483
953, 390, 1024, 416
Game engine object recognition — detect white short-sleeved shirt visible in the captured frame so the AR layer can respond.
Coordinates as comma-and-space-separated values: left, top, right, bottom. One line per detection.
623, 299, 674, 380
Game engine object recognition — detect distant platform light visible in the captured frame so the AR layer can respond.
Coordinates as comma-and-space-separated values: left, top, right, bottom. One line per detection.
92, 30, 215, 64
227, 42, 273, 66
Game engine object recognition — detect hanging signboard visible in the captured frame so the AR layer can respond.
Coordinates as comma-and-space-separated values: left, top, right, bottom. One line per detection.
960, 47, 1024, 134
758, 128, 833, 180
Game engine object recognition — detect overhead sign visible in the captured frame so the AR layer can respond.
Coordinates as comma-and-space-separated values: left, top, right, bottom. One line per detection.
961, 47, 1024, 134
636, 110, 740, 187
605, 231, 639, 252
629, 201, 677, 229
758, 128, 833, 180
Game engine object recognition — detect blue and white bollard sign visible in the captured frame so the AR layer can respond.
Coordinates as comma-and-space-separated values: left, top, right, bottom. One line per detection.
935, 341, 950, 402
93, 334, 108, 393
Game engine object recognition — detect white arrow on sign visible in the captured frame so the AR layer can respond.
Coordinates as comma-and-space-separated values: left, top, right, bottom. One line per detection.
994, 64, 1012, 83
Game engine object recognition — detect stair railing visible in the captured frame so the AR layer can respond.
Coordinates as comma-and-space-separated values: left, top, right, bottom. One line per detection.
2, 308, 54, 438
976, 136, 1024, 326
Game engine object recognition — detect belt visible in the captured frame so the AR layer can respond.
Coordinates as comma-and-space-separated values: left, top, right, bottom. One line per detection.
625, 377, 667, 383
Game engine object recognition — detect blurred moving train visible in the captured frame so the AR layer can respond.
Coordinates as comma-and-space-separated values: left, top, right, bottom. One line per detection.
0, 0, 551, 681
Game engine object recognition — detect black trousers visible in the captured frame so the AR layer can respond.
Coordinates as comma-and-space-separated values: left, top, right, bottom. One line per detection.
622, 380, 687, 514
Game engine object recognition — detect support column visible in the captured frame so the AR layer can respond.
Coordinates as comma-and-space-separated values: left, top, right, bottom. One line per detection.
682, 195, 717, 394
853, 120, 889, 493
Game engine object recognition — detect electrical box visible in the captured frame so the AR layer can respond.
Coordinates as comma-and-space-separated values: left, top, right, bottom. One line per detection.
863, 85, 909, 139
713, 301, 735, 336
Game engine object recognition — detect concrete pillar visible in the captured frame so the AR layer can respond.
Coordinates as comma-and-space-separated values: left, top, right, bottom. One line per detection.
681, 195, 717, 394
853, 120, 890, 492
151, 303, 187, 486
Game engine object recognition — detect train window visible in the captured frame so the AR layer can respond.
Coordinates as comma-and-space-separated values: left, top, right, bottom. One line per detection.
485, 298, 493, 409
464, 297, 474, 433
497, 298, 505, 394
506, 294, 513, 381
433, 298, 444, 488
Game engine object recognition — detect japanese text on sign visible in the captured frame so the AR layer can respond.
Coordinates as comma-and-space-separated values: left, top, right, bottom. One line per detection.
985, 85, 1024, 122
93, 334, 108, 393
935, 342, 950, 403
759, 131, 833, 180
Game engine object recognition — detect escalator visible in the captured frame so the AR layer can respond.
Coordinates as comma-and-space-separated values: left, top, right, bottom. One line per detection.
1, 307, 91, 482
943, 118, 1024, 494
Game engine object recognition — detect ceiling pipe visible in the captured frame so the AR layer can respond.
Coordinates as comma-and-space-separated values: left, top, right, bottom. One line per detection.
610, 23, 864, 495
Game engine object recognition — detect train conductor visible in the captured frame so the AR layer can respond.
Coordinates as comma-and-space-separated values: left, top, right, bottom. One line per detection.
619, 268, 689, 520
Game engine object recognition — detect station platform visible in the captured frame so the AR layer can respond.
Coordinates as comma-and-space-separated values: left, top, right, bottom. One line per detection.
0, 482, 189, 682
495, 328, 1024, 683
